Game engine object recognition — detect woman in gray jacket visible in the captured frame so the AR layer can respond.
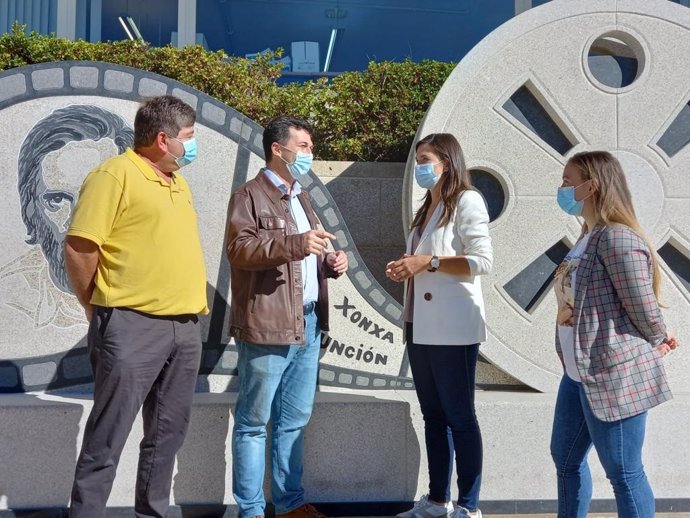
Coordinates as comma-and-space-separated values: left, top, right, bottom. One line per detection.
551, 150, 678, 518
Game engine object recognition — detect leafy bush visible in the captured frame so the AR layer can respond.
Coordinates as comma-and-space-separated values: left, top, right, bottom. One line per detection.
0, 23, 455, 162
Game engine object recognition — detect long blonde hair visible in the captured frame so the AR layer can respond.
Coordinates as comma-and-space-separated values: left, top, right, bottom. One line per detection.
567, 151, 663, 300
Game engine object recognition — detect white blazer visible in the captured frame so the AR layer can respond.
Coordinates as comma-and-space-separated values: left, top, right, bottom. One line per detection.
405, 189, 493, 345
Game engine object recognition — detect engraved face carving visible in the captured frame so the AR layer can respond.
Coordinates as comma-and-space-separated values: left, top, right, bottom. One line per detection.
17, 105, 133, 293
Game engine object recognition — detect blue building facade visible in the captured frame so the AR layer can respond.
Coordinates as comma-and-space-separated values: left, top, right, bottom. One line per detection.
1, 0, 689, 76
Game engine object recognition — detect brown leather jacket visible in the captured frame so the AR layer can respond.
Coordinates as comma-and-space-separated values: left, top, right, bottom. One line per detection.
225, 170, 338, 345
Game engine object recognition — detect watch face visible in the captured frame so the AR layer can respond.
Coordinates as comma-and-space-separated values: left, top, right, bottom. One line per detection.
431, 257, 440, 269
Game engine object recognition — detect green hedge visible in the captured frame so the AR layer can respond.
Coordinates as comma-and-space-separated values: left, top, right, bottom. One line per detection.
0, 24, 455, 162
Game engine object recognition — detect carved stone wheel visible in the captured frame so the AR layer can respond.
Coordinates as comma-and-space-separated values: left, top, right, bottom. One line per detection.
405, 0, 690, 392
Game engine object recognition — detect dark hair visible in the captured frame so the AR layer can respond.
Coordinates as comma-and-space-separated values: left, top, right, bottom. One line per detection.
262, 116, 313, 160
411, 133, 473, 229
133, 95, 196, 148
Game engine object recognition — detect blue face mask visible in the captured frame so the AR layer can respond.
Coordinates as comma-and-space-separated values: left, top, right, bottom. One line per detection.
280, 146, 313, 178
414, 162, 441, 190
168, 136, 198, 168
557, 182, 588, 216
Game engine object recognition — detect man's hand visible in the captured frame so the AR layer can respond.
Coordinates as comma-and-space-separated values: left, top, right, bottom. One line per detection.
83, 303, 94, 322
64, 235, 99, 321
326, 250, 348, 275
303, 229, 335, 255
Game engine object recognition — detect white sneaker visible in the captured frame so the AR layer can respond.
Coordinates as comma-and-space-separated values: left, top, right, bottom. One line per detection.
396, 495, 453, 518
452, 505, 482, 518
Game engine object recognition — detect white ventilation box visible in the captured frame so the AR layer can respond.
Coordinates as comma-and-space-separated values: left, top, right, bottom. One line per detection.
291, 41, 320, 72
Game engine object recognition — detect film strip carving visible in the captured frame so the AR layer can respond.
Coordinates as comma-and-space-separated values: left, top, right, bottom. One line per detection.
0, 62, 410, 393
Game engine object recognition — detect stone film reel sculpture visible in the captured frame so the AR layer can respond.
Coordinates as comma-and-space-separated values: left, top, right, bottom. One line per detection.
405, 0, 689, 392
0, 61, 434, 393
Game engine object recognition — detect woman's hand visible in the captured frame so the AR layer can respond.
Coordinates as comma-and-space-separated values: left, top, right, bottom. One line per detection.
557, 303, 574, 326
657, 334, 679, 356
385, 254, 431, 282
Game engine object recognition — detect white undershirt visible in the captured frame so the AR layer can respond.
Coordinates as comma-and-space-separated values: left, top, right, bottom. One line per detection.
263, 169, 318, 304
557, 233, 591, 382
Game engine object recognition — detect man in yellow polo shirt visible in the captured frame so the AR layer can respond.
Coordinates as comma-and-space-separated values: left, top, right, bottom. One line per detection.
64, 95, 208, 518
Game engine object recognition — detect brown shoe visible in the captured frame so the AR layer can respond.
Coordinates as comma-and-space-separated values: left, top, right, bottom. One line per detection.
276, 503, 328, 518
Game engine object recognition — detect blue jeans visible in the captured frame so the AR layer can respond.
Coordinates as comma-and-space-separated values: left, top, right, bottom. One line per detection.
232, 307, 321, 518
406, 323, 482, 510
550, 375, 655, 518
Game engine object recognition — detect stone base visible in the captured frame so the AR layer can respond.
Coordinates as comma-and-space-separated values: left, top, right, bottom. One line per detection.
0, 390, 688, 512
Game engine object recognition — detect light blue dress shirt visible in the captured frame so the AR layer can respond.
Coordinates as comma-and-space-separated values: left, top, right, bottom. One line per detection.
263, 169, 318, 304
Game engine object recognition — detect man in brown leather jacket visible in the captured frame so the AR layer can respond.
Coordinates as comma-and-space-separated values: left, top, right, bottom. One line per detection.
225, 116, 348, 518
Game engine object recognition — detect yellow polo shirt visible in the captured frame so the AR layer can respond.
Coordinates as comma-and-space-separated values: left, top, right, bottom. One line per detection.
67, 148, 209, 316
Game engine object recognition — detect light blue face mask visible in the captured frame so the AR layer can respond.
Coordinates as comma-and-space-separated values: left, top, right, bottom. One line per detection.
414, 162, 441, 190
280, 146, 313, 178
557, 182, 589, 216
168, 136, 198, 168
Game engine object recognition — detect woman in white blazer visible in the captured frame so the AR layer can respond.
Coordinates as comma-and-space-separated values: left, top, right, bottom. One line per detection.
386, 134, 493, 518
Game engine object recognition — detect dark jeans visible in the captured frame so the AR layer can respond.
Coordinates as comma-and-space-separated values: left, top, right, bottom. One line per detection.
70, 306, 202, 518
406, 323, 482, 510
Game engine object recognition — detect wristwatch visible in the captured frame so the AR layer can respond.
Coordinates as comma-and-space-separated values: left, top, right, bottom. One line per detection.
428, 256, 440, 272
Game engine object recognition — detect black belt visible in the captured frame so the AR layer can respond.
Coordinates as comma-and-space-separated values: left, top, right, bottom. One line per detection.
303, 301, 316, 314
